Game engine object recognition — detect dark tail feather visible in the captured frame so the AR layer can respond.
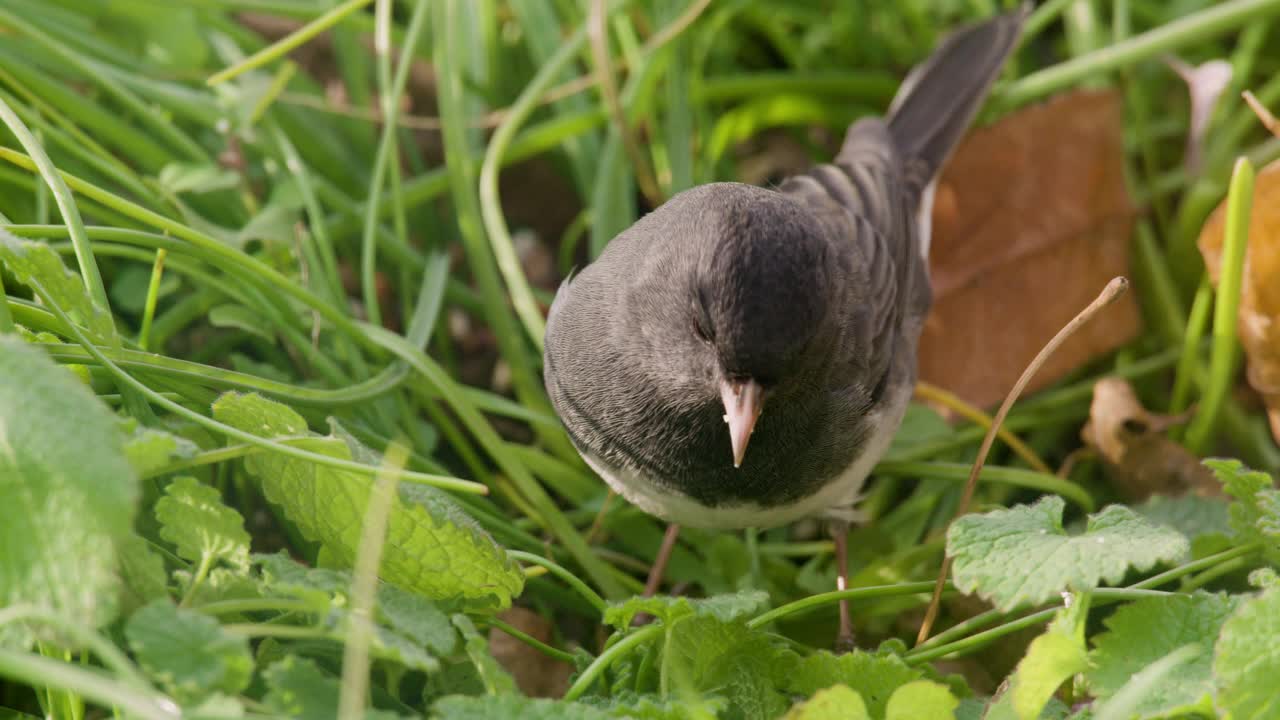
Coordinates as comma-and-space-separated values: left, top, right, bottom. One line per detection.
887, 5, 1028, 182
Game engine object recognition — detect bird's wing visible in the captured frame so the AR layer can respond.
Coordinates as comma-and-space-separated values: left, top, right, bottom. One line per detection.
779, 118, 931, 389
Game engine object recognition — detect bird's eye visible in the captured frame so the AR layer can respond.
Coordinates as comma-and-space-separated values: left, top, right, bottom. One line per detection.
693, 313, 712, 342
692, 291, 714, 343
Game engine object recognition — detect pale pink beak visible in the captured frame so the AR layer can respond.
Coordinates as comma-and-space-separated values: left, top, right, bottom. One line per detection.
719, 378, 764, 468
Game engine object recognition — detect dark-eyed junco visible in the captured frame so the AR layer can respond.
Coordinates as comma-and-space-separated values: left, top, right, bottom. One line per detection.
544, 8, 1026, 641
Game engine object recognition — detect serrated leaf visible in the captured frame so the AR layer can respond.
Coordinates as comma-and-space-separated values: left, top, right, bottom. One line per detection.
0, 231, 115, 341
886, 680, 958, 720
603, 590, 769, 630
788, 649, 926, 720
125, 599, 253, 704
213, 392, 523, 608
1205, 459, 1280, 558
948, 497, 1188, 611
664, 617, 798, 720
1213, 587, 1280, 719
1085, 592, 1239, 718
783, 685, 870, 720
156, 477, 251, 572
431, 695, 612, 720
117, 533, 169, 613
0, 337, 137, 646
1249, 567, 1280, 589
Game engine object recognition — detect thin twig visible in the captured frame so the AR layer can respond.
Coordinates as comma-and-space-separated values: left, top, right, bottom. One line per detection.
915, 277, 1130, 646
1243, 89, 1280, 138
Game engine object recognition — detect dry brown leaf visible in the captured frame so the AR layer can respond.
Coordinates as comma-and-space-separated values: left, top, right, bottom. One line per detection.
1080, 377, 1220, 500
487, 606, 573, 697
1198, 158, 1280, 445
918, 89, 1142, 408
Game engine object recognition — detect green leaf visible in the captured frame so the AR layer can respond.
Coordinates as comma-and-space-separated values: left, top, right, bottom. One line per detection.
1133, 494, 1231, 542
432, 696, 612, 720
377, 583, 457, 655
1085, 592, 1240, 717
213, 392, 524, 608
124, 599, 253, 704
116, 533, 169, 613
603, 590, 770, 630
785, 649, 922, 720
1213, 587, 1280, 719
587, 693, 727, 719
156, 476, 251, 572
1007, 617, 1087, 720
121, 421, 198, 477
1205, 458, 1280, 557
783, 685, 871, 720
885, 680, 959, 720
254, 551, 347, 613
664, 617, 798, 720
1089, 644, 1201, 720
0, 336, 137, 646
0, 231, 115, 341
262, 656, 340, 720
948, 497, 1188, 611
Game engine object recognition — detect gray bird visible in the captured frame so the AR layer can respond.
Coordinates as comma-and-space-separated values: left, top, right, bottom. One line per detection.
544, 8, 1026, 641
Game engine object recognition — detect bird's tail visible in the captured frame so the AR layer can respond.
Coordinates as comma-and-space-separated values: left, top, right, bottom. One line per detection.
886, 5, 1028, 183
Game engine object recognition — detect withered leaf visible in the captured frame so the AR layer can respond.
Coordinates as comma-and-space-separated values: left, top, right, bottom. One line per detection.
919, 90, 1142, 408
1198, 158, 1280, 446
1081, 377, 1220, 500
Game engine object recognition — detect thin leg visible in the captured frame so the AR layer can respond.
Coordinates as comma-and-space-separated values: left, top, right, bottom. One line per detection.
644, 523, 682, 597
832, 518, 855, 652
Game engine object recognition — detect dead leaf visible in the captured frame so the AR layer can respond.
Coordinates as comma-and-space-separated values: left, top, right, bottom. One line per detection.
487, 606, 573, 697
1199, 157, 1280, 446
1081, 377, 1220, 500
918, 89, 1142, 408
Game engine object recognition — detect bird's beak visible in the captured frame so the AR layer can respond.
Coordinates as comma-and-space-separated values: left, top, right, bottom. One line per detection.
720, 378, 764, 468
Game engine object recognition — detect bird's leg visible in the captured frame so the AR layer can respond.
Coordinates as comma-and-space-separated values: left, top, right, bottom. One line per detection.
830, 517, 855, 652
644, 523, 682, 597
632, 523, 683, 628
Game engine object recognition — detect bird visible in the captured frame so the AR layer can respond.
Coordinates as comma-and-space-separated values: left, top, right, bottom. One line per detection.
543, 8, 1027, 646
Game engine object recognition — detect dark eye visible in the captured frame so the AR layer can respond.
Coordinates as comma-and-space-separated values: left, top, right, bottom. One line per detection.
692, 290, 714, 343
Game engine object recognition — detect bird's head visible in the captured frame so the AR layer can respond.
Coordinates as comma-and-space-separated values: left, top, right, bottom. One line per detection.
685, 184, 836, 467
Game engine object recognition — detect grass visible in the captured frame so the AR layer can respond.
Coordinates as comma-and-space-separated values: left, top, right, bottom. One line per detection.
0, 0, 1279, 718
